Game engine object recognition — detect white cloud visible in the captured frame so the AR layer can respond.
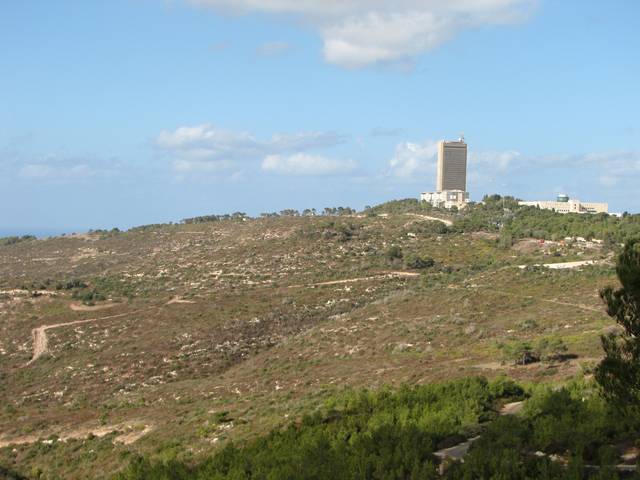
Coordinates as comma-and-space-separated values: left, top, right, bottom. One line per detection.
467, 149, 640, 196
370, 127, 403, 137
256, 41, 291, 56
387, 140, 438, 178
19, 163, 92, 179
14, 153, 119, 180
155, 123, 348, 175
262, 153, 356, 176
470, 149, 521, 170
173, 158, 236, 173
385, 139, 640, 200
187, 0, 536, 68
156, 124, 345, 159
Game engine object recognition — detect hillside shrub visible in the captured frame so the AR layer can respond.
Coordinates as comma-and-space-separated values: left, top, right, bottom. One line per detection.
114, 378, 517, 480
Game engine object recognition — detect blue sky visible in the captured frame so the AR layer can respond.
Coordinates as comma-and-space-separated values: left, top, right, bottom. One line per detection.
1, 0, 639, 233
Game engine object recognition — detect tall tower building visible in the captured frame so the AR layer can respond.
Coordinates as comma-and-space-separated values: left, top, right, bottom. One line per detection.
436, 137, 467, 192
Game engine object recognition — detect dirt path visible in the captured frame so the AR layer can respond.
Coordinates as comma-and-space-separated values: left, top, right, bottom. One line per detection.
0, 421, 154, 448
539, 297, 603, 313
435, 401, 525, 465
405, 213, 454, 226
166, 296, 196, 305
500, 401, 524, 415
26, 308, 152, 365
518, 259, 608, 270
69, 302, 116, 312
488, 286, 604, 315
289, 271, 420, 288
434, 436, 481, 462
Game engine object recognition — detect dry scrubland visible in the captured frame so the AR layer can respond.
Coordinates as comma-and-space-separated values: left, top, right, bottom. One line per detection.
0, 214, 617, 478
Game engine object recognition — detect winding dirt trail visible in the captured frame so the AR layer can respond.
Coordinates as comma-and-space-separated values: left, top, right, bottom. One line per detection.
517, 259, 608, 270
288, 271, 420, 289
69, 302, 117, 312
0, 421, 154, 448
405, 213, 454, 226
26, 308, 152, 365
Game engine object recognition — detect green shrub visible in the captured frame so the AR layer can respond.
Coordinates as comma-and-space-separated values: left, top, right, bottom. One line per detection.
405, 255, 435, 270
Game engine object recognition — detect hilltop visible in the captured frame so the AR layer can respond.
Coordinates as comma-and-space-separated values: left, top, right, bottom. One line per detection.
1, 197, 639, 478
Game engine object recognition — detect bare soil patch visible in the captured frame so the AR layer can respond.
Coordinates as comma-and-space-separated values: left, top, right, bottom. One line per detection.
69, 302, 116, 312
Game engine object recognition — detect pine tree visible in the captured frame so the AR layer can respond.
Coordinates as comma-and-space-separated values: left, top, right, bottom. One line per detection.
595, 239, 640, 405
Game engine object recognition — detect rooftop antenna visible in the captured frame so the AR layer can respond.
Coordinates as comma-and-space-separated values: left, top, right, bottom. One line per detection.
459, 132, 465, 142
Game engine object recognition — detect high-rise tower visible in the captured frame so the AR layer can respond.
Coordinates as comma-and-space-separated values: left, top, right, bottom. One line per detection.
436, 136, 467, 192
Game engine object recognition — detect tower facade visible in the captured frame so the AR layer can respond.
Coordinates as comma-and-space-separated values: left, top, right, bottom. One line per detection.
436, 138, 467, 192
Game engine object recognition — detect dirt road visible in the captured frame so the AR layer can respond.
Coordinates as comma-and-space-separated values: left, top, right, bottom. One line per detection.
0, 421, 153, 448
518, 259, 607, 270
434, 401, 524, 463
289, 271, 420, 288
405, 213, 454, 226
26, 309, 150, 365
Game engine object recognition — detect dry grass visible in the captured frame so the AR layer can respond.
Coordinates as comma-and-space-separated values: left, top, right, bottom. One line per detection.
0, 214, 617, 478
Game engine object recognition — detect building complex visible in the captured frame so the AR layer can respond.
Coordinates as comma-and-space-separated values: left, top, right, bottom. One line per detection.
519, 194, 608, 214
419, 136, 609, 214
420, 136, 470, 209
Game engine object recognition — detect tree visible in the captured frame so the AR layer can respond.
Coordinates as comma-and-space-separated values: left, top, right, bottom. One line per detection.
595, 239, 640, 406
405, 255, 435, 270
501, 341, 538, 365
537, 337, 568, 362
386, 246, 403, 262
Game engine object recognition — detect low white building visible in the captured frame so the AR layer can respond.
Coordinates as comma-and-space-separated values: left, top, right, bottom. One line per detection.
420, 190, 470, 210
519, 194, 608, 214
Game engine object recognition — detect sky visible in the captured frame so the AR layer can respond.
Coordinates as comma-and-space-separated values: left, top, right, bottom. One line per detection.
1, 0, 639, 234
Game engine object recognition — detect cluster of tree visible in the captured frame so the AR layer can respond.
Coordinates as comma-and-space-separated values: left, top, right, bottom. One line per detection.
18, 278, 87, 292
505, 207, 640, 244
111, 238, 640, 480
407, 220, 451, 235
405, 254, 436, 270
182, 207, 357, 222
366, 198, 437, 216
449, 194, 640, 244
321, 207, 356, 216
114, 377, 640, 480
260, 209, 319, 217
0, 465, 27, 480
71, 288, 106, 305
88, 227, 121, 237
128, 223, 174, 232
56, 279, 87, 290
445, 382, 635, 479
449, 195, 519, 234
385, 246, 436, 270
114, 377, 523, 480
596, 239, 640, 407
0, 235, 36, 247
499, 337, 569, 365
301, 221, 363, 242
182, 213, 248, 224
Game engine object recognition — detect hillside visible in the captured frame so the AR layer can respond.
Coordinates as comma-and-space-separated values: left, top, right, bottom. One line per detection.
0, 201, 630, 478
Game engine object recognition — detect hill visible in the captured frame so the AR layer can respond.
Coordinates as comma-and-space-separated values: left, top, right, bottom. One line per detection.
0, 199, 634, 478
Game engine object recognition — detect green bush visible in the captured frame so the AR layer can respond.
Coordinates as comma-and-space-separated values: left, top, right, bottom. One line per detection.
114, 378, 512, 480
405, 255, 435, 270
386, 246, 403, 261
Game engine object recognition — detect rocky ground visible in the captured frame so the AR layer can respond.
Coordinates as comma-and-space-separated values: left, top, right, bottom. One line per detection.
0, 214, 617, 479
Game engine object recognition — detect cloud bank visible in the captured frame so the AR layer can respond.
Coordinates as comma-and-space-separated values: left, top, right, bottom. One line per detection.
187, 0, 536, 68
385, 139, 640, 200
155, 123, 350, 175
262, 153, 356, 176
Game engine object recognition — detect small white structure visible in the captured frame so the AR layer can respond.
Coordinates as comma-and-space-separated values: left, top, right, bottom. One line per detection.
420, 190, 470, 210
519, 194, 608, 214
